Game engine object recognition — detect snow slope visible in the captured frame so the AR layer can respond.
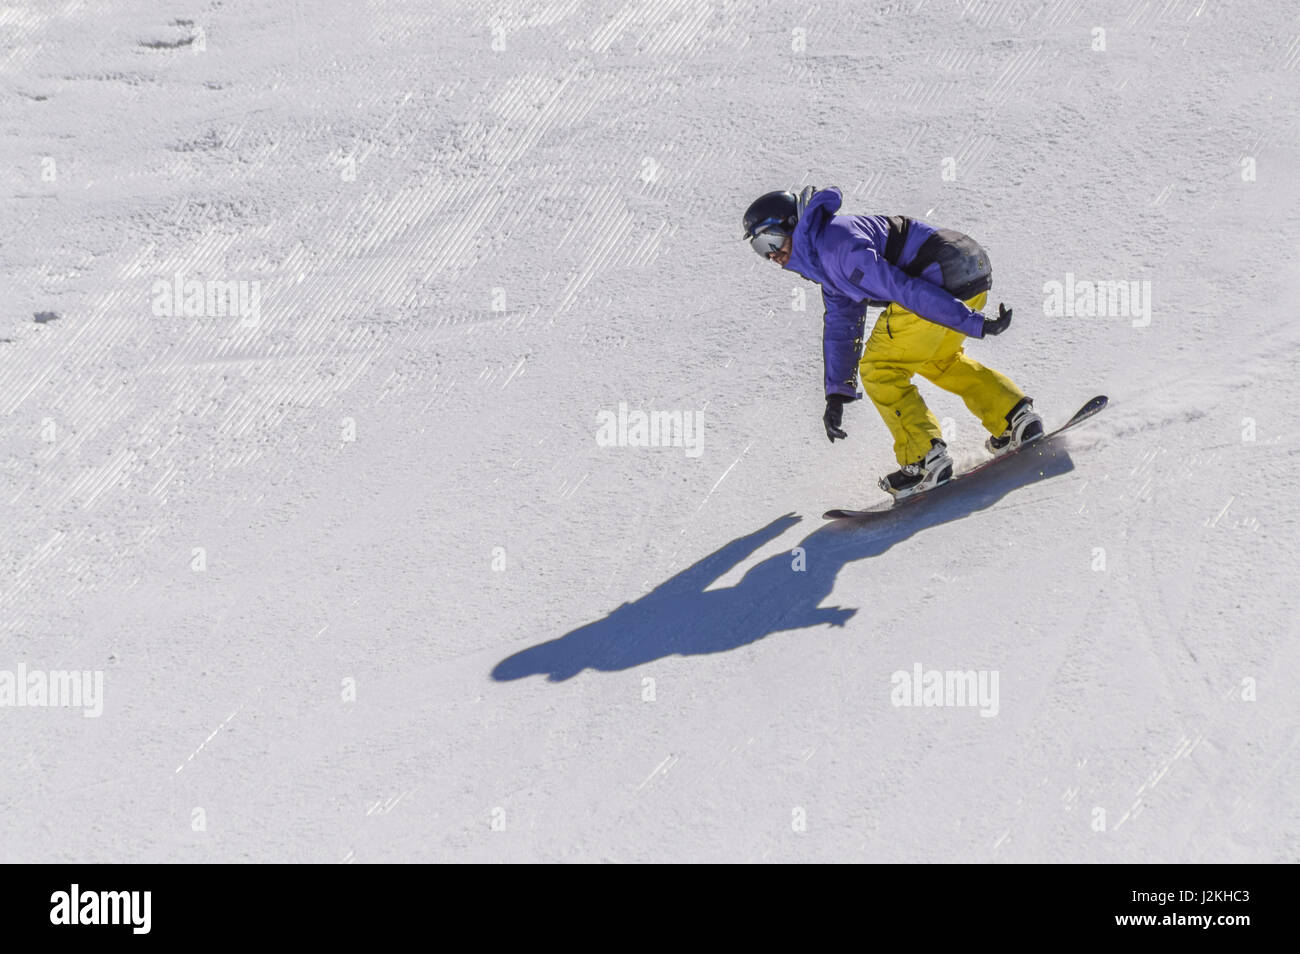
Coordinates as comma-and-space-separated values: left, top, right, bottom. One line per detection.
2, 0, 1298, 862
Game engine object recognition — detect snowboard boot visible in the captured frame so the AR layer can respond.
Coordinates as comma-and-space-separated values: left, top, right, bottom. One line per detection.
985, 397, 1044, 457
879, 439, 953, 499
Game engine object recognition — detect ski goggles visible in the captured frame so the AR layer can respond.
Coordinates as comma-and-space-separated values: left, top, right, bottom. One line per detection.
744, 217, 791, 258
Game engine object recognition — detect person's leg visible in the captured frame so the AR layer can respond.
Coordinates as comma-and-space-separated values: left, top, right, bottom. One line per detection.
916, 292, 1027, 435
859, 303, 950, 466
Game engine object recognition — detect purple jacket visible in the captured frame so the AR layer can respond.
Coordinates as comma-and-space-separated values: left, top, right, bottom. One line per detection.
783, 187, 987, 399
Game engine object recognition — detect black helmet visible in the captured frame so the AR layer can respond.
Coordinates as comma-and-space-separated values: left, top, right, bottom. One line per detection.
742, 190, 798, 258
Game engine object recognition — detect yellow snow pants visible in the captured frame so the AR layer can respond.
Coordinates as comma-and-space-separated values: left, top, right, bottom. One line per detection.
859, 291, 1026, 466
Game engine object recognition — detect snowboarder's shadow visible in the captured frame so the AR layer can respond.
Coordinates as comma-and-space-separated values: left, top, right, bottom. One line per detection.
492, 442, 1076, 682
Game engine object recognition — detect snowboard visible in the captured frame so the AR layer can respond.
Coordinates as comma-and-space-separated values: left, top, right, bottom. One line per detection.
822, 395, 1108, 520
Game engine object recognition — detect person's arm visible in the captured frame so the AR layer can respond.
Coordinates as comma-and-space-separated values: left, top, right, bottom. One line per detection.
822, 287, 868, 399
841, 245, 985, 337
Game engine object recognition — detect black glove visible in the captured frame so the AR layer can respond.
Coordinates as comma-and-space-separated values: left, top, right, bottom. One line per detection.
823, 394, 850, 442
982, 303, 1012, 337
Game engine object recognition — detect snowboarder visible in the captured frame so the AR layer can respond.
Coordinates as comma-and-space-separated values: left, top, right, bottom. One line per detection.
742, 186, 1044, 498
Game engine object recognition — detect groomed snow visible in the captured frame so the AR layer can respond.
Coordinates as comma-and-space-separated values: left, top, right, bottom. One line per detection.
1, 0, 1297, 862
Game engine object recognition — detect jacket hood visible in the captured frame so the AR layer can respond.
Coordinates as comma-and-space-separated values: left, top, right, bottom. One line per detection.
783, 186, 842, 282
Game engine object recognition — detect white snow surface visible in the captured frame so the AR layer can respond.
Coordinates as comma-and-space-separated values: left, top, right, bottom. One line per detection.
2, 0, 1298, 862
